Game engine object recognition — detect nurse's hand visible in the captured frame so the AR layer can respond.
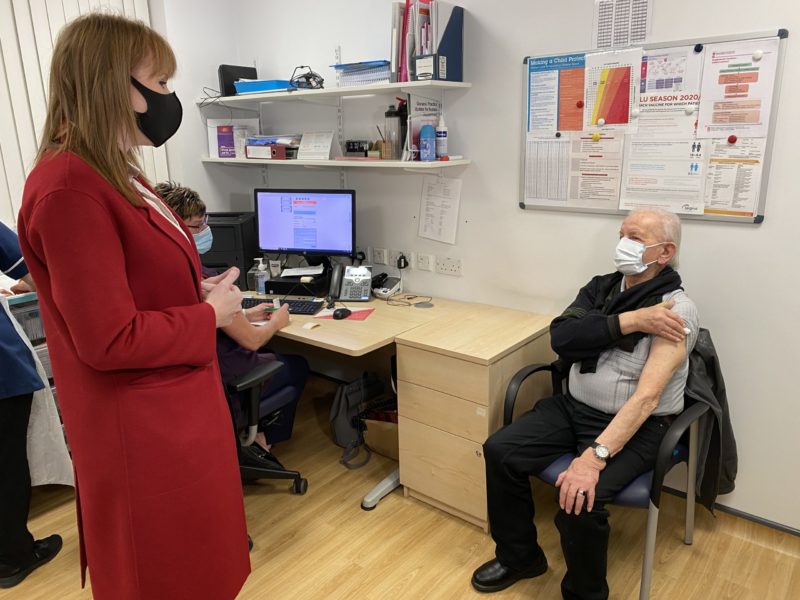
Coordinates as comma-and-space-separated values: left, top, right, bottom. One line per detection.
205, 268, 243, 327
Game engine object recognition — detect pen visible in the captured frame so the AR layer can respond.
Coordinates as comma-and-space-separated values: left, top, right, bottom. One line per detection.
376, 125, 386, 142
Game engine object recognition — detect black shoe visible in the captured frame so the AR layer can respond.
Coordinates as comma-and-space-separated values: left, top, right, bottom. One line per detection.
248, 535, 254, 552
0, 534, 63, 589
470, 554, 548, 593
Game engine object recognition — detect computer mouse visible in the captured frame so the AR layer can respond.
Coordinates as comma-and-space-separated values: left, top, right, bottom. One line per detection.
333, 308, 352, 320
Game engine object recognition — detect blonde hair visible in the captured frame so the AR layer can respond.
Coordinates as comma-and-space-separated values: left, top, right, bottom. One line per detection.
155, 181, 206, 220
36, 13, 177, 207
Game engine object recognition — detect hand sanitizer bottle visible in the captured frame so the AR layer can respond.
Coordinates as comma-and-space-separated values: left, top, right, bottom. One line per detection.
255, 259, 268, 294
247, 258, 262, 291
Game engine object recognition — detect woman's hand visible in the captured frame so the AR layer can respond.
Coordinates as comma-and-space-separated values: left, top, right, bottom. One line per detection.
268, 304, 291, 331
204, 268, 242, 327
244, 302, 274, 322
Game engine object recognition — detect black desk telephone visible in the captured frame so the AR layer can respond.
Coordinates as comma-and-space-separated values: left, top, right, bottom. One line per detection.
328, 264, 372, 303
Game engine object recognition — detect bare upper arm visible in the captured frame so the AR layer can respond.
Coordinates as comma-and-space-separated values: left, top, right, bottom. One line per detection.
634, 336, 688, 404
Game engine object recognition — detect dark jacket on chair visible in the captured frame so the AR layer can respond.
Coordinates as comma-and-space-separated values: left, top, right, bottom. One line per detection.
684, 328, 738, 512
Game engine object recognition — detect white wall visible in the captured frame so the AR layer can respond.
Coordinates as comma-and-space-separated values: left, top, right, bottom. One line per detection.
157, 0, 799, 529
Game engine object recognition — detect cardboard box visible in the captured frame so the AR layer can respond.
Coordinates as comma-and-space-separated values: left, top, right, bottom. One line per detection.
363, 419, 398, 461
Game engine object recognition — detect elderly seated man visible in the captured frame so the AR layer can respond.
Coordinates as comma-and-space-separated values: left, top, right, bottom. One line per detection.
471, 208, 699, 600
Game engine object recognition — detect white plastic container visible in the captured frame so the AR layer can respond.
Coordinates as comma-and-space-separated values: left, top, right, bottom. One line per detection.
435, 115, 448, 159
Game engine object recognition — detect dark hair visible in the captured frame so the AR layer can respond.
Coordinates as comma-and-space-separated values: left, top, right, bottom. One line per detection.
154, 181, 206, 220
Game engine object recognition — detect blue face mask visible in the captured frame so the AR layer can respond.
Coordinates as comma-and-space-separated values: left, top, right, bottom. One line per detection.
193, 227, 213, 254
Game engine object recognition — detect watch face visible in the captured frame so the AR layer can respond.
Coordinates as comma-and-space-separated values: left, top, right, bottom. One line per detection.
594, 444, 610, 459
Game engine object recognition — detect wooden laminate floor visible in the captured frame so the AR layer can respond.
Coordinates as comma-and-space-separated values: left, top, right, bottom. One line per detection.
3, 377, 799, 599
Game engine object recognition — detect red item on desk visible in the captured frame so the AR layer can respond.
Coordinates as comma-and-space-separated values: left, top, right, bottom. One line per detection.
317, 308, 375, 321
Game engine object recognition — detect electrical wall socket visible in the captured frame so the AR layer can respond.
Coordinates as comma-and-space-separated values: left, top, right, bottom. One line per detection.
416, 253, 435, 272
374, 248, 388, 265
435, 256, 462, 276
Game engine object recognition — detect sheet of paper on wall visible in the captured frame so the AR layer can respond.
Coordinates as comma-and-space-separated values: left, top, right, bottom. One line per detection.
418, 175, 461, 244
583, 48, 642, 133
703, 137, 765, 217
637, 46, 704, 139
619, 138, 706, 214
523, 135, 570, 206
297, 131, 341, 160
567, 133, 624, 210
526, 54, 586, 133
592, 0, 652, 49
696, 38, 779, 139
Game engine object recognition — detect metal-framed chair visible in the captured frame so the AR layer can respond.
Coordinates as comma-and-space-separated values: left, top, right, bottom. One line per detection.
504, 359, 709, 600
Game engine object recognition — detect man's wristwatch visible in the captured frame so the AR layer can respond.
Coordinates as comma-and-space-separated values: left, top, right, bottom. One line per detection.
590, 442, 610, 462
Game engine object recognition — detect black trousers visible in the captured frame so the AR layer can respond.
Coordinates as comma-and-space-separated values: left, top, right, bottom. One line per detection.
483, 394, 669, 600
0, 393, 35, 567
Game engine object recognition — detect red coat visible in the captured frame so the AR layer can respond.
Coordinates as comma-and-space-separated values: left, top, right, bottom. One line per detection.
18, 152, 250, 599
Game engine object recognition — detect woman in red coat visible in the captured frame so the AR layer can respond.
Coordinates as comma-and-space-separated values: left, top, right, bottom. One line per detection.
17, 14, 250, 599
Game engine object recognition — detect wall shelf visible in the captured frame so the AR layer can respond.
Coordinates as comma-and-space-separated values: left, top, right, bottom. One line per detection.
201, 157, 471, 170
195, 80, 472, 110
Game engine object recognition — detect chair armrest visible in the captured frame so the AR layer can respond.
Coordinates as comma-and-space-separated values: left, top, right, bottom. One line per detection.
650, 401, 710, 507
227, 360, 285, 394
504, 363, 556, 426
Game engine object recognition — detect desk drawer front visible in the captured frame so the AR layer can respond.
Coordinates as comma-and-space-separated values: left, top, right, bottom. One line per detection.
398, 346, 489, 404
398, 416, 486, 520
398, 380, 488, 443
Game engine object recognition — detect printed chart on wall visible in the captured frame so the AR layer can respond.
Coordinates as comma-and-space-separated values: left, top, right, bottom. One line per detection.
520, 30, 787, 222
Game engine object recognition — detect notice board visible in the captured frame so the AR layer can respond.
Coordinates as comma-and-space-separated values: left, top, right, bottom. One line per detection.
519, 29, 788, 223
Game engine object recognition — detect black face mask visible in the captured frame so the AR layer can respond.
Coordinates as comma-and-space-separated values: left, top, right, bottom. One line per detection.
130, 76, 183, 147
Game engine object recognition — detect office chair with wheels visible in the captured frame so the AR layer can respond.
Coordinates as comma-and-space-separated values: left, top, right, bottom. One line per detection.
225, 361, 308, 495
504, 359, 709, 600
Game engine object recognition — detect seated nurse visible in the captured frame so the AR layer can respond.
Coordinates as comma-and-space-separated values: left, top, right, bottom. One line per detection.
156, 181, 309, 463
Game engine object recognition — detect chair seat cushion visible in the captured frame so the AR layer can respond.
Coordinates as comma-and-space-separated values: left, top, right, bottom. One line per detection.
534, 444, 690, 509
233, 386, 297, 428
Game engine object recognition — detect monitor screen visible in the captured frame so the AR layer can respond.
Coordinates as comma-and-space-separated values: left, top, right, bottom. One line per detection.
254, 189, 355, 256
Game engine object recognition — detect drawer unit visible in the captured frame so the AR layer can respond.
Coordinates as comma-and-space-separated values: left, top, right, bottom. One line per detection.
396, 305, 554, 531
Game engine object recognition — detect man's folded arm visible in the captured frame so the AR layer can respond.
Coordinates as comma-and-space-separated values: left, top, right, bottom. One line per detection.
550, 278, 625, 360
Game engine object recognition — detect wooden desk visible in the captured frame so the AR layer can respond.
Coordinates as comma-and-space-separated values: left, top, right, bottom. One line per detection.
272, 297, 466, 356
267, 295, 555, 530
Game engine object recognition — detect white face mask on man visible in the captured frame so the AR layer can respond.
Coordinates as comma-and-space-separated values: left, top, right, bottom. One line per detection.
614, 237, 666, 276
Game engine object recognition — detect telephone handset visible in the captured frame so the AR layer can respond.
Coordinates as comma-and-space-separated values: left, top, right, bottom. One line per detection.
328, 264, 343, 300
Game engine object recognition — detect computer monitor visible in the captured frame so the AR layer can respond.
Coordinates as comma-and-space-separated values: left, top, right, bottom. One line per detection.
254, 189, 356, 261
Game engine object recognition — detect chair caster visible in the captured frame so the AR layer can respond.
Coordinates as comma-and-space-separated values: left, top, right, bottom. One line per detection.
293, 478, 308, 495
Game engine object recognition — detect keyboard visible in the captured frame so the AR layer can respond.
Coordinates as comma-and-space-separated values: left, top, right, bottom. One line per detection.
241, 297, 324, 316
